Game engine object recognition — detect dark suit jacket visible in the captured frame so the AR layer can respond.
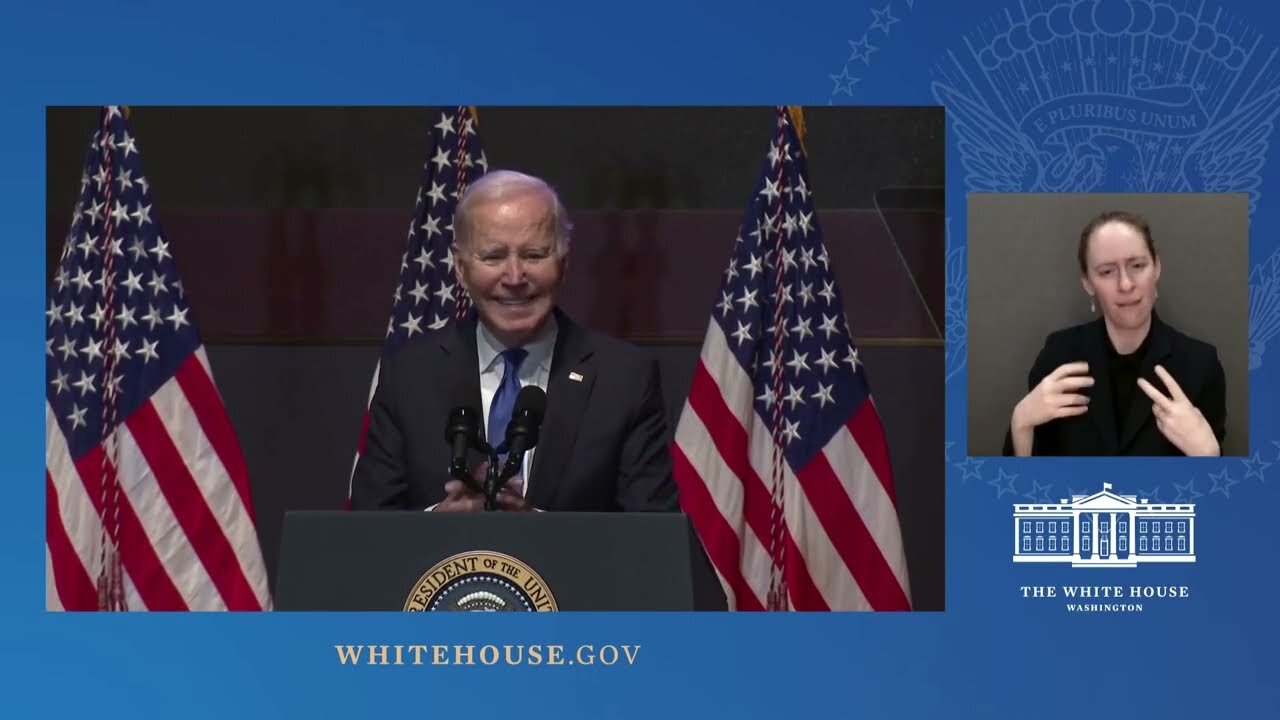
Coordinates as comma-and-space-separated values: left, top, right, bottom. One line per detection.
350, 309, 680, 511
1003, 314, 1226, 456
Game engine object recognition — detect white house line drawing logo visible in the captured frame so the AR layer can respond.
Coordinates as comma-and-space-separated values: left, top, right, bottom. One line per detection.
1013, 483, 1195, 567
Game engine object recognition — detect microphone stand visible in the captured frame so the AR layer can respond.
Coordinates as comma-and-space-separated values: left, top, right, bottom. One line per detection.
448, 441, 481, 489
484, 446, 529, 512
483, 446, 502, 511
452, 439, 501, 511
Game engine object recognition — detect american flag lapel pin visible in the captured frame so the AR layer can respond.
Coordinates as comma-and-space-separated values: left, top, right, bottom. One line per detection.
569, 371, 584, 382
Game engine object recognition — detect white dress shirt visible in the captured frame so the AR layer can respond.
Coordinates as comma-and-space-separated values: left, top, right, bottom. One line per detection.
476, 316, 558, 497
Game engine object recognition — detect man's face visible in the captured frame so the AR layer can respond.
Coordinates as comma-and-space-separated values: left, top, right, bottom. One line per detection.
454, 189, 567, 347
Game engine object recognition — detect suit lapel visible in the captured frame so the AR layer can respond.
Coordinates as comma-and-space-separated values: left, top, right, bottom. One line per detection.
528, 311, 596, 510
437, 315, 487, 455
1118, 315, 1173, 452
1083, 319, 1120, 454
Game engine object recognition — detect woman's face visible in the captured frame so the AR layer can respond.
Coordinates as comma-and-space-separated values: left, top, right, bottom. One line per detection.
1081, 220, 1160, 331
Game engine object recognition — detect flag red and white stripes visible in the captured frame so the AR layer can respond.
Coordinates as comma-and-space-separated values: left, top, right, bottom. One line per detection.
46, 107, 270, 611
673, 107, 911, 611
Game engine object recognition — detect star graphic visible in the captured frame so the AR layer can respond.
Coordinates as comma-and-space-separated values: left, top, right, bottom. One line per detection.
430, 147, 451, 173
433, 281, 456, 306
830, 66, 859, 96
781, 418, 802, 445
166, 306, 190, 331
400, 313, 423, 336
137, 339, 160, 364
1139, 486, 1162, 503
818, 314, 839, 341
1242, 451, 1273, 482
811, 383, 835, 409
954, 456, 984, 482
847, 34, 877, 66
1173, 477, 1204, 502
815, 347, 838, 374
869, 5, 898, 35
421, 214, 442, 239
989, 468, 1018, 498
117, 131, 138, 158
1023, 479, 1053, 503
434, 113, 455, 138
66, 404, 88, 431
1209, 468, 1239, 498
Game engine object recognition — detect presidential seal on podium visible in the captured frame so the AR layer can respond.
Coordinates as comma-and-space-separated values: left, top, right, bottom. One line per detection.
404, 550, 557, 611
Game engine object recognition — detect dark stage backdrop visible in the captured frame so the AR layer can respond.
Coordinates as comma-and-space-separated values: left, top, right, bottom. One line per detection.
46, 107, 946, 610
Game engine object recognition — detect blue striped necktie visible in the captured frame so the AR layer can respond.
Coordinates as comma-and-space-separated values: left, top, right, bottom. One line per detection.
488, 348, 529, 462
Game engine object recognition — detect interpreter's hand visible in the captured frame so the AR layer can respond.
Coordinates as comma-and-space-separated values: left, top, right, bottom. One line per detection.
1137, 365, 1220, 456
495, 478, 534, 512
1012, 361, 1094, 431
432, 462, 489, 512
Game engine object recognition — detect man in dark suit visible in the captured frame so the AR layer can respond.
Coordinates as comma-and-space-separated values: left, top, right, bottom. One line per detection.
350, 170, 679, 512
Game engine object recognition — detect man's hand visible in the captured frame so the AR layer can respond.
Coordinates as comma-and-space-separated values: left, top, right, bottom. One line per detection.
433, 480, 485, 512
432, 462, 490, 512
495, 478, 534, 512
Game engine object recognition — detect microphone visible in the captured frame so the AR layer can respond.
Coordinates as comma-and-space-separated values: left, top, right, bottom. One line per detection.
493, 385, 548, 494
443, 386, 482, 491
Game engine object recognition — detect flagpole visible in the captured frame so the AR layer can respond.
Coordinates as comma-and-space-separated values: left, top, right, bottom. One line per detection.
766, 107, 794, 611
90, 107, 127, 611
453, 106, 478, 321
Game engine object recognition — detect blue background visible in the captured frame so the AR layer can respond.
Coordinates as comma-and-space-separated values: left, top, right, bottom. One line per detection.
8, 0, 1279, 717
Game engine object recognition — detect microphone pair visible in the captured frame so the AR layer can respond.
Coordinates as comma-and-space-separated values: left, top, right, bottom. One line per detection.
444, 385, 547, 509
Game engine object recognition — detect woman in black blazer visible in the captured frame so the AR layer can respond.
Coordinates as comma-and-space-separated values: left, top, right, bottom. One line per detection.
1005, 211, 1226, 456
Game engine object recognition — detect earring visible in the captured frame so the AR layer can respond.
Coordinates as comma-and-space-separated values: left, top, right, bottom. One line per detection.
1089, 298, 1096, 313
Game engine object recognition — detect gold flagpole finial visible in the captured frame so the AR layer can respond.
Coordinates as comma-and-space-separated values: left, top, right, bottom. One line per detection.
468, 106, 479, 127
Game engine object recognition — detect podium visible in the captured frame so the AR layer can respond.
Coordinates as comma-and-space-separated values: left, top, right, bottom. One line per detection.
274, 511, 727, 611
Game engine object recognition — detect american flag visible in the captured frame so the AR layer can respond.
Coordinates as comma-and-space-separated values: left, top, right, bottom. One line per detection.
672, 107, 912, 611
46, 107, 271, 611
347, 107, 489, 496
